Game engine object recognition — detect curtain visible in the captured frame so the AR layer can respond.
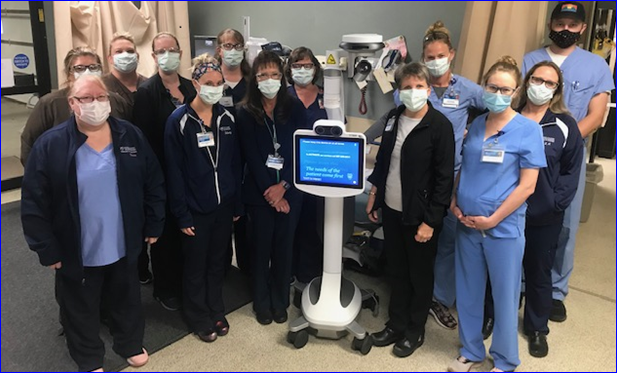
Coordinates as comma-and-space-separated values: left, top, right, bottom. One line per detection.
52, 1, 190, 87
454, 1, 548, 84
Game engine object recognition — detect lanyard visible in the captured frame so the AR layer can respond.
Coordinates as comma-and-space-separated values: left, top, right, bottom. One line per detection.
189, 113, 219, 170
264, 118, 280, 156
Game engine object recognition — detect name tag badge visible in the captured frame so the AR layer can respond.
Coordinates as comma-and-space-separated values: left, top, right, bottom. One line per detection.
197, 132, 215, 148
385, 118, 395, 132
442, 98, 459, 108
219, 96, 234, 107
266, 154, 284, 170
481, 145, 505, 164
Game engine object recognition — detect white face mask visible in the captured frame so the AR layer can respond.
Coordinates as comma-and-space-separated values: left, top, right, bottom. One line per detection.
399, 88, 429, 112
113, 52, 138, 73
527, 84, 555, 106
258, 79, 281, 99
424, 57, 450, 77
198, 84, 224, 105
77, 101, 111, 126
222, 49, 244, 67
157, 51, 181, 72
74, 69, 102, 80
291, 68, 314, 86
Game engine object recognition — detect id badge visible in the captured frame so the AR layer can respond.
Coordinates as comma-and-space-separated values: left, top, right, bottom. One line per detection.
219, 96, 234, 107
266, 154, 284, 170
385, 118, 395, 132
481, 145, 505, 163
442, 98, 459, 108
197, 132, 215, 148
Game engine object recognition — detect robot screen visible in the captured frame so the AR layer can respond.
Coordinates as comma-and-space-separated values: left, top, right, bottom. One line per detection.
295, 135, 364, 190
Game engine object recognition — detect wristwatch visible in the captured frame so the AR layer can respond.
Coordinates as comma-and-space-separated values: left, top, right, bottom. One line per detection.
281, 180, 291, 190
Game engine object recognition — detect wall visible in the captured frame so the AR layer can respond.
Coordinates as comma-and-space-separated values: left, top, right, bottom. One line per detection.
2, 1, 35, 103
188, 1, 467, 121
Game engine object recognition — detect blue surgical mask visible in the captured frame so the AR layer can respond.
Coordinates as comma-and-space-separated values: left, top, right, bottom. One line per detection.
198, 84, 224, 105
113, 52, 138, 73
222, 49, 244, 67
291, 68, 314, 86
482, 91, 512, 113
527, 84, 554, 106
157, 51, 181, 72
399, 88, 429, 112
258, 79, 281, 99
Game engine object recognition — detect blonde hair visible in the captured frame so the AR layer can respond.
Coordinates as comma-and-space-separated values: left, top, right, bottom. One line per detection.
423, 21, 453, 52
151, 32, 180, 51
63, 46, 102, 77
109, 32, 136, 54
482, 55, 521, 88
69, 74, 108, 96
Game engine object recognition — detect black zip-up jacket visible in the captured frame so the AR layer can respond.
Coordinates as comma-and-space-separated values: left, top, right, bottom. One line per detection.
164, 103, 243, 228
368, 104, 455, 227
526, 110, 583, 226
21, 116, 166, 281
133, 73, 196, 168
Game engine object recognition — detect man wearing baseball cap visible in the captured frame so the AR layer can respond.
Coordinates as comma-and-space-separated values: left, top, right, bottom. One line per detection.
521, 0, 614, 358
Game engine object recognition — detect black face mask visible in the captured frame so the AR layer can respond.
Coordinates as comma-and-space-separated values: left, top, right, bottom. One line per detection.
549, 29, 581, 49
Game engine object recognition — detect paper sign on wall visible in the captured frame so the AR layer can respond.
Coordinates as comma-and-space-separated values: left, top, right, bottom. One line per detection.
2, 59, 15, 88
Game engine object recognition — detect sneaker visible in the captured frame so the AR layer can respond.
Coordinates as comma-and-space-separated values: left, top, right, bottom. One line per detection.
155, 296, 181, 311
139, 270, 153, 285
429, 301, 458, 330
549, 299, 567, 322
447, 356, 480, 372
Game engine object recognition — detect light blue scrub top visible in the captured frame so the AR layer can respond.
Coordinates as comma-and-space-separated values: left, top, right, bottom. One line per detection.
523, 47, 615, 123
458, 113, 547, 238
76, 143, 126, 267
428, 74, 485, 171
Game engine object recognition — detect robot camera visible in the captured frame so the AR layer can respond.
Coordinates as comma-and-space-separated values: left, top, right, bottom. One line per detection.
315, 124, 344, 137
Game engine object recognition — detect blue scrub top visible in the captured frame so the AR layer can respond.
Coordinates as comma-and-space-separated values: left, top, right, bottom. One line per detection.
287, 85, 328, 126
428, 74, 485, 171
458, 113, 546, 238
76, 143, 126, 267
523, 47, 615, 123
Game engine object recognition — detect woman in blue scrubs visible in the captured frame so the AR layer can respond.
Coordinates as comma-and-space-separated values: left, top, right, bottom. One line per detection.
448, 56, 546, 372
285, 47, 328, 286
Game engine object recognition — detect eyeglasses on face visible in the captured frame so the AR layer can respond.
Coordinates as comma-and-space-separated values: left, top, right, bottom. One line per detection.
72, 95, 110, 104
530, 76, 559, 90
291, 63, 314, 70
153, 47, 181, 56
71, 64, 102, 73
484, 84, 516, 96
221, 43, 244, 51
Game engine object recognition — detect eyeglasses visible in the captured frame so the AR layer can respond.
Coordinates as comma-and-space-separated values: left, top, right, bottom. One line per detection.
530, 76, 559, 90
220, 43, 244, 51
72, 95, 110, 104
484, 84, 516, 96
256, 72, 282, 81
71, 64, 102, 73
153, 47, 180, 56
291, 63, 314, 70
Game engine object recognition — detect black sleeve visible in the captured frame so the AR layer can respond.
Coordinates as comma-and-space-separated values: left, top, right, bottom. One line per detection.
142, 131, 167, 237
133, 87, 156, 145
424, 118, 455, 227
231, 120, 245, 217
554, 116, 584, 212
236, 109, 275, 194
163, 114, 193, 228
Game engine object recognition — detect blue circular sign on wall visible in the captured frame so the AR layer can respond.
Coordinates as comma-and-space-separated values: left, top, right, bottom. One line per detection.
13, 54, 30, 69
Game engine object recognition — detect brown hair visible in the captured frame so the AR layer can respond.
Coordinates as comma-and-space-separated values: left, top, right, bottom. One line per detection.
109, 32, 136, 55
151, 32, 180, 51
284, 46, 322, 85
63, 46, 102, 77
394, 62, 431, 89
422, 21, 453, 56
482, 55, 522, 88
216, 28, 251, 77
515, 61, 569, 115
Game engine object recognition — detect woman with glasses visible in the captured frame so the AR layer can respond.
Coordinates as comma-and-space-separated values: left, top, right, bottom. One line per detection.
21, 75, 165, 372
448, 56, 546, 373
21, 46, 131, 166
284, 47, 327, 287
516, 61, 583, 358
133, 32, 197, 312
164, 54, 243, 343
236, 51, 308, 325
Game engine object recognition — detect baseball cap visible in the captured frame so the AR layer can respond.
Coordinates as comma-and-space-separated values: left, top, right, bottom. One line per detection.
551, 1, 586, 22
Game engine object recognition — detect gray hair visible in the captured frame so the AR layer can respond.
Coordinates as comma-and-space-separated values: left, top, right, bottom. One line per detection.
394, 62, 431, 88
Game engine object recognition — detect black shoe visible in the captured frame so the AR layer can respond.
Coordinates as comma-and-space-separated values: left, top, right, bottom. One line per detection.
197, 329, 217, 343
273, 309, 288, 324
139, 270, 153, 285
528, 331, 548, 358
256, 310, 273, 325
372, 327, 403, 347
549, 299, 567, 322
215, 319, 229, 336
155, 296, 181, 311
393, 334, 424, 358
482, 317, 494, 340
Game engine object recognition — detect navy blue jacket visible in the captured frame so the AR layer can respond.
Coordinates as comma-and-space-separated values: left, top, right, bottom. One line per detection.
236, 98, 308, 206
164, 103, 243, 228
526, 110, 584, 226
21, 117, 166, 281
368, 104, 455, 228
223, 78, 247, 117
